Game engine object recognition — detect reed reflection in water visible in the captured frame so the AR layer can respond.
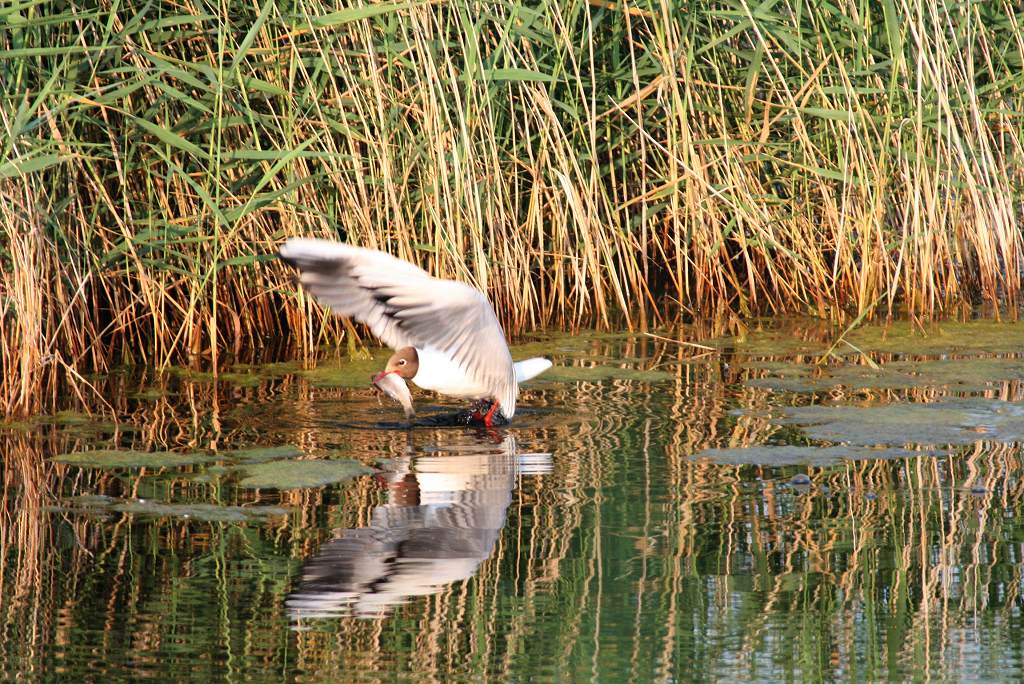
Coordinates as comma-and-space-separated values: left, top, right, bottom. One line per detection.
1, 322, 1024, 681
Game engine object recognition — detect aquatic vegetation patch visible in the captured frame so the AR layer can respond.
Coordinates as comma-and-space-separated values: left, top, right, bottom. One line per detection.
539, 364, 674, 383
697, 445, 934, 466
1, 411, 133, 436
5, 411, 118, 428
0, 419, 35, 431
112, 500, 289, 522
165, 367, 218, 383
65, 494, 119, 507
781, 399, 1024, 446
844, 321, 1024, 355
743, 361, 813, 376
237, 459, 374, 489
879, 357, 1024, 391
51, 410, 94, 425
130, 388, 167, 400
710, 320, 1024, 362
53, 449, 218, 469
230, 360, 305, 377
58, 420, 128, 436
168, 363, 308, 387
748, 356, 1024, 394
298, 356, 391, 388
219, 445, 304, 462
214, 372, 264, 387
45, 494, 120, 517
704, 331, 830, 356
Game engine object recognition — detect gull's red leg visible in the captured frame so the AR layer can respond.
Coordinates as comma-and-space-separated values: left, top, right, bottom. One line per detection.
483, 401, 500, 427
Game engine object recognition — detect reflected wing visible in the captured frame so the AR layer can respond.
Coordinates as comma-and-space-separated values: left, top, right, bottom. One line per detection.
278, 238, 516, 413
287, 435, 519, 619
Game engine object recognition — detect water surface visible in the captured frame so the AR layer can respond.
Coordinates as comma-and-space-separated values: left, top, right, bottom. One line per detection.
4, 319, 1024, 681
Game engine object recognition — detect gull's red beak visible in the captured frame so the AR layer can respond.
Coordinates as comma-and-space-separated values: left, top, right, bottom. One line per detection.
372, 369, 399, 383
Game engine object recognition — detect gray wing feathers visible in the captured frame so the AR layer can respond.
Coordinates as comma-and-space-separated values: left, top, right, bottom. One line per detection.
279, 238, 517, 416
278, 239, 426, 350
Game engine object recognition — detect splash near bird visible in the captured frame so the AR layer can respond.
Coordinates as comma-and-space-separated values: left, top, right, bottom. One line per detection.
278, 238, 552, 425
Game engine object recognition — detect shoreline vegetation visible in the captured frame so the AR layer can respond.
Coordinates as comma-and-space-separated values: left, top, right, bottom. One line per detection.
2, 0, 1023, 414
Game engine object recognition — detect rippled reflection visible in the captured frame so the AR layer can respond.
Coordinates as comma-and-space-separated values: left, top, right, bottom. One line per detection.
3, 322, 1024, 681
288, 434, 550, 620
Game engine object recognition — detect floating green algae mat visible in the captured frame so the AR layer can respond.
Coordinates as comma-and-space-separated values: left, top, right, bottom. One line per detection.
218, 445, 303, 462
237, 459, 373, 489
229, 360, 304, 376
781, 399, 1024, 446
65, 494, 119, 507
696, 445, 935, 466
0, 419, 35, 431
168, 364, 298, 386
165, 367, 217, 382
704, 330, 831, 356
130, 387, 167, 400
112, 501, 289, 522
1, 411, 134, 435
214, 372, 264, 387
57, 445, 309, 471
843, 320, 1024, 355
52, 494, 290, 522
705, 319, 1024, 358
45, 494, 119, 517
53, 449, 218, 469
748, 357, 1024, 393
58, 421, 127, 436
297, 355, 390, 388
51, 411, 94, 425
539, 364, 674, 383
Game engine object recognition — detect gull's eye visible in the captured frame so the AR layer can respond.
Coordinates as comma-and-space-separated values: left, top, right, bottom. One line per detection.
399, 359, 406, 366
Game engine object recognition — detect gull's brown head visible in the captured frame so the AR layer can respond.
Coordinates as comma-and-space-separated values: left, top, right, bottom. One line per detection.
382, 347, 419, 380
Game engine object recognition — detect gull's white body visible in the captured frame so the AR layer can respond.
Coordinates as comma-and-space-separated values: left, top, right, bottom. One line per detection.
411, 346, 489, 399
411, 347, 553, 399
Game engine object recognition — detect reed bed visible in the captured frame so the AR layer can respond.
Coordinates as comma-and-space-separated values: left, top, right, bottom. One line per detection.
2, 0, 1024, 414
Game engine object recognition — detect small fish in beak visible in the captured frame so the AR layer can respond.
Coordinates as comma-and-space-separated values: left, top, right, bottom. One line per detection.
372, 370, 415, 419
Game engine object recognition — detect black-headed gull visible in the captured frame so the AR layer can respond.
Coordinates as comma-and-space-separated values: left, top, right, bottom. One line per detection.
279, 238, 552, 424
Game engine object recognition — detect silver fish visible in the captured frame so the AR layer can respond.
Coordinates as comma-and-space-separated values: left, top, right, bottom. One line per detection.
372, 371, 415, 419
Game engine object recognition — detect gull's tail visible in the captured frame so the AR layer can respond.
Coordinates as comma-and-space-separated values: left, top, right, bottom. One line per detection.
514, 358, 553, 384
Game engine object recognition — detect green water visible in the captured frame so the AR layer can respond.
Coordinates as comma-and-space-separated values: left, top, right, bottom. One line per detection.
4, 320, 1024, 682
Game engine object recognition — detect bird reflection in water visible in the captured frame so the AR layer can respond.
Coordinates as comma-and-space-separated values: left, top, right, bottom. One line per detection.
287, 433, 551, 622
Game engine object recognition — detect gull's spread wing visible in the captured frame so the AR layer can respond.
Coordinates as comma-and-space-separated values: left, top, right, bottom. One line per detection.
278, 238, 517, 415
